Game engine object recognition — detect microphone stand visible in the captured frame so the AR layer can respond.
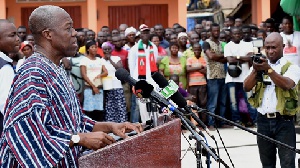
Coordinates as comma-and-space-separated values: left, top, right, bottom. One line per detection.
153, 101, 229, 168
176, 110, 229, 168
189, 105, 300, 154
146, 98, 158, 128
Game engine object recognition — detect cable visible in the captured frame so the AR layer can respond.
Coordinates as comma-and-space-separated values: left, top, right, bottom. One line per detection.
180, 129, 197, 161
215, 126, 235, 168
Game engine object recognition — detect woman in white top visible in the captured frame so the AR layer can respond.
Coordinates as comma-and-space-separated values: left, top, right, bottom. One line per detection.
102, 42, 127, 123
80, 40, 108, 121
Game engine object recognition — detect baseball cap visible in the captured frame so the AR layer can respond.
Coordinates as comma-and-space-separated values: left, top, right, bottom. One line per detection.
139, 24, 150, 32
20, 41, 33, 51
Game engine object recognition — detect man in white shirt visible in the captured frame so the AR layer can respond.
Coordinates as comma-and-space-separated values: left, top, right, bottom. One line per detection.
128, 24, 158, 123
280, 15, 300, 126
0, 20, 20, 134
280, 15, 300, 66
244, 32, 300, 168
224, 27, 256, 126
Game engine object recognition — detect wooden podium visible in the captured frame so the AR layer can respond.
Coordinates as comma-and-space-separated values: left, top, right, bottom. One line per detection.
79, 118, 181, 168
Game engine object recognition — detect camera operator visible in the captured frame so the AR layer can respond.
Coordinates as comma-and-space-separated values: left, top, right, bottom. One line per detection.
244, 32, 300, 168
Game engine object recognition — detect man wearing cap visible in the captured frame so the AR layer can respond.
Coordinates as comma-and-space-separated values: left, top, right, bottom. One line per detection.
128, 24, 159, 123
0, 19, 20, 134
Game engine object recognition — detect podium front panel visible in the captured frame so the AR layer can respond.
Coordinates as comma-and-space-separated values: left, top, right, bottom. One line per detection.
79, 118, 181, 168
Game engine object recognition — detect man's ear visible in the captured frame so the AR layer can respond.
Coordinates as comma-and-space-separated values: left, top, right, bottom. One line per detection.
41, 28, 52, 41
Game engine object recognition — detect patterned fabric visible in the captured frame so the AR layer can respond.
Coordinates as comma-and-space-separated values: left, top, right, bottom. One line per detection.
0, 53, 96, 168
159, 56, 187, 89
138, 41, 157, 79
204, 39, 226, 79
105, 88, 127, 123
83, 88, 104, 111
186, 56, 207, 86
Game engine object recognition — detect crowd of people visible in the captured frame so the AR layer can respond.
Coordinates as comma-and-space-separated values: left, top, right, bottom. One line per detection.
0, 4, 300, 167
3, 14, 300, 128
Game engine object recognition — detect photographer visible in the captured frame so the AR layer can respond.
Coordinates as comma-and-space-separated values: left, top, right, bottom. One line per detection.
244, 32, 300, 168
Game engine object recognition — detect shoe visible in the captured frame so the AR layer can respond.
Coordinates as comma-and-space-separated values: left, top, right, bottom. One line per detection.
220, 124, 233, 129
245, 122, 254, 127
208, 126, 216, 131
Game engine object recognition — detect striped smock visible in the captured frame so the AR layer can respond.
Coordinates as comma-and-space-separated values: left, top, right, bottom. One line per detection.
0, 53, 95, 167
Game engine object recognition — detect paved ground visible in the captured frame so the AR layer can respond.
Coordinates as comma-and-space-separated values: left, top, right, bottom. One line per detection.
181, 127, 300, 168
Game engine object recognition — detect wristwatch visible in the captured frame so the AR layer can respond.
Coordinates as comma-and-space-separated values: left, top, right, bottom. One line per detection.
236, 56, 240, 59
71, 134, 80, 145
267, 68, 274, 74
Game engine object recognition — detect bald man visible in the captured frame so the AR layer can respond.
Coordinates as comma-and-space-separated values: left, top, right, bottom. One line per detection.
244, 32, 300, 168
0, 5, 142, 168
119, 23, 128, 35
0, 20, 20, 134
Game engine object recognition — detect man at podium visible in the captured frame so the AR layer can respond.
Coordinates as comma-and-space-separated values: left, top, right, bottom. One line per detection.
0, 5, 142, 168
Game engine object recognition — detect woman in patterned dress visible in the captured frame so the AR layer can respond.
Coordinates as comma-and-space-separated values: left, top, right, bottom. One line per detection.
102, 42, 127, 123
159, 42, 187, 89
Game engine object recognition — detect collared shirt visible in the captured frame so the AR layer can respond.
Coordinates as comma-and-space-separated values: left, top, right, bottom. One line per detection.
182, 46, 194, 59
0, 53, 95, 167
128, 40, 158, 86
159, 39, 169, 49
0, 52, 14, 114
251, 57, 300, 114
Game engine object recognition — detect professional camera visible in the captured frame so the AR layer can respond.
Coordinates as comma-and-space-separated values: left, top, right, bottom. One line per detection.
251, 38, 270, 85
252, 38, 265, 63
253, 53, 265, 64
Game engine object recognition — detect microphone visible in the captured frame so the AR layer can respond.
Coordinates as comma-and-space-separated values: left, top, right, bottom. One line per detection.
115, 68, 172, 108
115, 68, 202, 131
151, 72, 187, 108
151, 72, 214, 139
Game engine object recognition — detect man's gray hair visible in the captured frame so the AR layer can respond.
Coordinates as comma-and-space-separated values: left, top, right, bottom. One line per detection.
28, 5, 69, 35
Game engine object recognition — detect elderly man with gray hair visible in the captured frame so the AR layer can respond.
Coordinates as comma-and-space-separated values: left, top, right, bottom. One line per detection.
0, 5, 142, 168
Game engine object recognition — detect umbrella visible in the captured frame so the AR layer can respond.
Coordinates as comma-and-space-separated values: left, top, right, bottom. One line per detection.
280, 0, 300, 16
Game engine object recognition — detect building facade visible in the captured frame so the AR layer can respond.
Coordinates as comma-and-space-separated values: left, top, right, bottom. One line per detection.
0, 0, 187, 32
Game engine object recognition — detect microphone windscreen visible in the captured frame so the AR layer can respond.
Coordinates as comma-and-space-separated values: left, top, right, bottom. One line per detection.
152, 72, 169, 88
115, 68, 136, 85
135, 80, 153, 98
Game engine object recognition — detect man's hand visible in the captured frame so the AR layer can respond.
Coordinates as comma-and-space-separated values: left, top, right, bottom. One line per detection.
253, 57, 271, 72
77, 132, 116, 150
111, 122, 143, 139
